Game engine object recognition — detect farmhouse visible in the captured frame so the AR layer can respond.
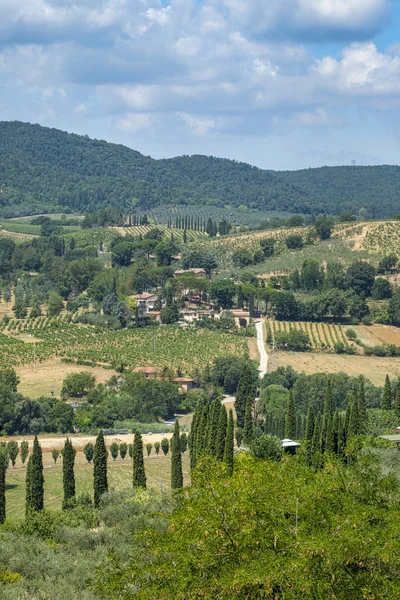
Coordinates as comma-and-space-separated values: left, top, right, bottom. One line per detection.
173, 377, 195, 392
131, 292, 159, 313
133, 366, 161, 379
222, 309, 251, 327
174, 268, 207, 278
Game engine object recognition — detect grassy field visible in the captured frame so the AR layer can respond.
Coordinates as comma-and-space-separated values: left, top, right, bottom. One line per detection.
270, 350, 400, 386
5, 451, 190, 521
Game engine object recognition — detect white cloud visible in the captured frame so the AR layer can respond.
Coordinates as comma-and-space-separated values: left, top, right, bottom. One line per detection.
177, 112, 216, 135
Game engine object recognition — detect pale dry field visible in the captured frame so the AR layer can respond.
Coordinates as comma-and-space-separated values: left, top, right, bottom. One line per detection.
15, 358, 117, 398
271, 351, 400, 386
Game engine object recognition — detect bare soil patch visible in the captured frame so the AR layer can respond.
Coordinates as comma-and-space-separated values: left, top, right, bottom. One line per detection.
248, 337, 259, 362
271, 351, 400, 386
355, 324, 400, 346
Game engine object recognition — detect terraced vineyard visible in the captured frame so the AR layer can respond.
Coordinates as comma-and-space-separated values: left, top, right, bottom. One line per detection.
0, 319, 248, 373
269, 319, 350, 352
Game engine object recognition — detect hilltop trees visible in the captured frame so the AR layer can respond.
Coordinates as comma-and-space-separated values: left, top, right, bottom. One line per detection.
133, 431, 146, 489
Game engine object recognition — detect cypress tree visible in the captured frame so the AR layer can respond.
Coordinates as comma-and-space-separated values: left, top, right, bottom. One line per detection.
395, 383, 400, 418
325, 416, 334, 453
324, 381, 334, 419
62, 438, 76, 509
196, 405, 209, 457
26, 435, 44, 514
348, 396, 359, 437
0, 447, 6, 524
344, 394, 352, 441
284, 391, 296, 439
332, 410, 340, 454
208, 401, 221, 456
243, 397, 254, 445
223, 410, 234, 476
25, 454, 33, 517
216, 404, 228, 460
320, 413, 328, 453
312, 414, 322, 455
133, 431, 146, 489
189, 408, 199, 469
337, 414, 345, 457
381, 375, 392, 410
93, 430, 108, 507
235, 364, 256, 429
305, 404, 315, 441
358, 379, 367, 429
171, 420, 183, 490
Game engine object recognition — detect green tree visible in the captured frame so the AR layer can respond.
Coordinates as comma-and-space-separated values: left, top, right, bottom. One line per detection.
381, 375, 393, 410
347, 395, 359, 438
62, 438, 75, 509
51, 448, 60, 465
133, 431, 146, 489
305, 405, 315, 441
210, 279, 235, 309
223, 410, 234, 476
83, 442, 94, 463
61, 371, 96, 399
13, 298, 27, 319
243, 398, 254, 445
216, 405, 228, 461
120, 442, 128, 460
7, 440, 19, 468
146, 443, 152, 457
395, 384, 400, 418
314, 215, 334, 240
0, 447, 6, 524
235, 363, 257, 429
20, 440, 29, 465
180, 432, 188, 453
93, 430, 108, 508
154, 441, 161, 455
110, 442, 119, 461
358, 379, 367, 430
47, 291, 64, 317
284, 391, 296, 439
346, 261, 376, 297
25, 435, 44, 515
161, 438, 170, 456
372, 277, 393, 300
171, 420, 183, 490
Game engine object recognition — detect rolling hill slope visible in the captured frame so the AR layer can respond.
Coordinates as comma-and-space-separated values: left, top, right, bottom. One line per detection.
0, 121, 399, 218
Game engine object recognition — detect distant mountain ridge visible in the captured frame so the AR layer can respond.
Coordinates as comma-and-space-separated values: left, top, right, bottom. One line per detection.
0, 120, 399, 218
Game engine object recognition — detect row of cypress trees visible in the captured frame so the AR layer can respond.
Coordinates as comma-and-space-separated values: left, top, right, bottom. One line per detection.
189, 401, 235, 475
0, 425, 186, 523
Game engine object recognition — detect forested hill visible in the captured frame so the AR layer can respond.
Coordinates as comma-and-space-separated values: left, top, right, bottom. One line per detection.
1, 120, 400, 218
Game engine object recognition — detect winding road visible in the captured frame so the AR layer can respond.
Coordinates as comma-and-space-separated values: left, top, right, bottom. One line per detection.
255, 319, 268, 378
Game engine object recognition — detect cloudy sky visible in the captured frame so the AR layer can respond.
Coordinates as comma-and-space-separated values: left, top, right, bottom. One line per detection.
1, 0, 400, 168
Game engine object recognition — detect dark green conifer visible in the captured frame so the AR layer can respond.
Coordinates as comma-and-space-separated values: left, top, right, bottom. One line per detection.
332, 410, 340, 454
312, 414, 322, 455
62, 438, 75, 509
348, 396, 359, 437
381, 375, 392, 410
196, 405, 210, 457
324, 380, 334, 418
0, 447, 6, 524
284, 391, 296, 439
208, 401, 221, 456
171, 420, 183, 490
325, 415, 334, 453
344, 394, 352, 441
395, 383, 400, 418
305, 405, 315, 441
93, 430, 108, 507
189, 408, 199, 469
235, 364, 256, 428
243, 397, 254, 445
223, 410, 234, 476
133, 431, 146, 489
337, 414, 345, 457
26, 435, 44, 514
216, 405, 228, 460
358, 379, 367, 429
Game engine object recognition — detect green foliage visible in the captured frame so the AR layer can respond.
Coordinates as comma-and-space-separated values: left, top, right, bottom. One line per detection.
145, 443, 152, 457
243, 398, 254, 446
20, 440, 29, 464
382, 375, 393, 410
7, 440, 19, 467
154, 441, 161, 455
133, 431, 146, 489
47, 291, 64, 317
223, 410, 234, 476
119, 442, 128, 460
0, 447, 6, 524
51, 449, 60, 464
109, 442, 119, 461
93, 430, 108, 508
179, 432, 188, 454
284, 391, 296, 439
83, 442, 94, 463
235, 362, 257, 429
171, 420, 183, 490
161, 438, 170, 456
61, 371, 96, 399
250, 434, 283, 461
274, 329, 311, 351
372, 277, 393, 300
62, 438, 76, 509
26, 435, 44, 515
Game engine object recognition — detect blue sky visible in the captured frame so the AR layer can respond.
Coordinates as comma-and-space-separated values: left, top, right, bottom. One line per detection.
1, 0, 400, 169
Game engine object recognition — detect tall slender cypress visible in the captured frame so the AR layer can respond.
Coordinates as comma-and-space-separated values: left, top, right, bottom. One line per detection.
93, 430, 108, 507
348, 396, 359, 437
26, 435, 44, 514
189, 408, 199, 469
381, 375, 392, 410
171, 420, 183, 490
337, 414, 345, 457
325, 415, 334, 453
305, 404, 315, 441
235, 364, 256, 429
312, 414, 322, 455
216, 405, 228, 460
395, 384, 400, 418
285, 391, 296, 439
0, 447, 6, 524
332, 410, 340, 454
62, 438, 76, 509
133, 431, 147, 489
209, 401, 221, 456
243, 398, 254, 445
223, 410, 234, 476
324, 381, 334, 418
358, 379, 367, 429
